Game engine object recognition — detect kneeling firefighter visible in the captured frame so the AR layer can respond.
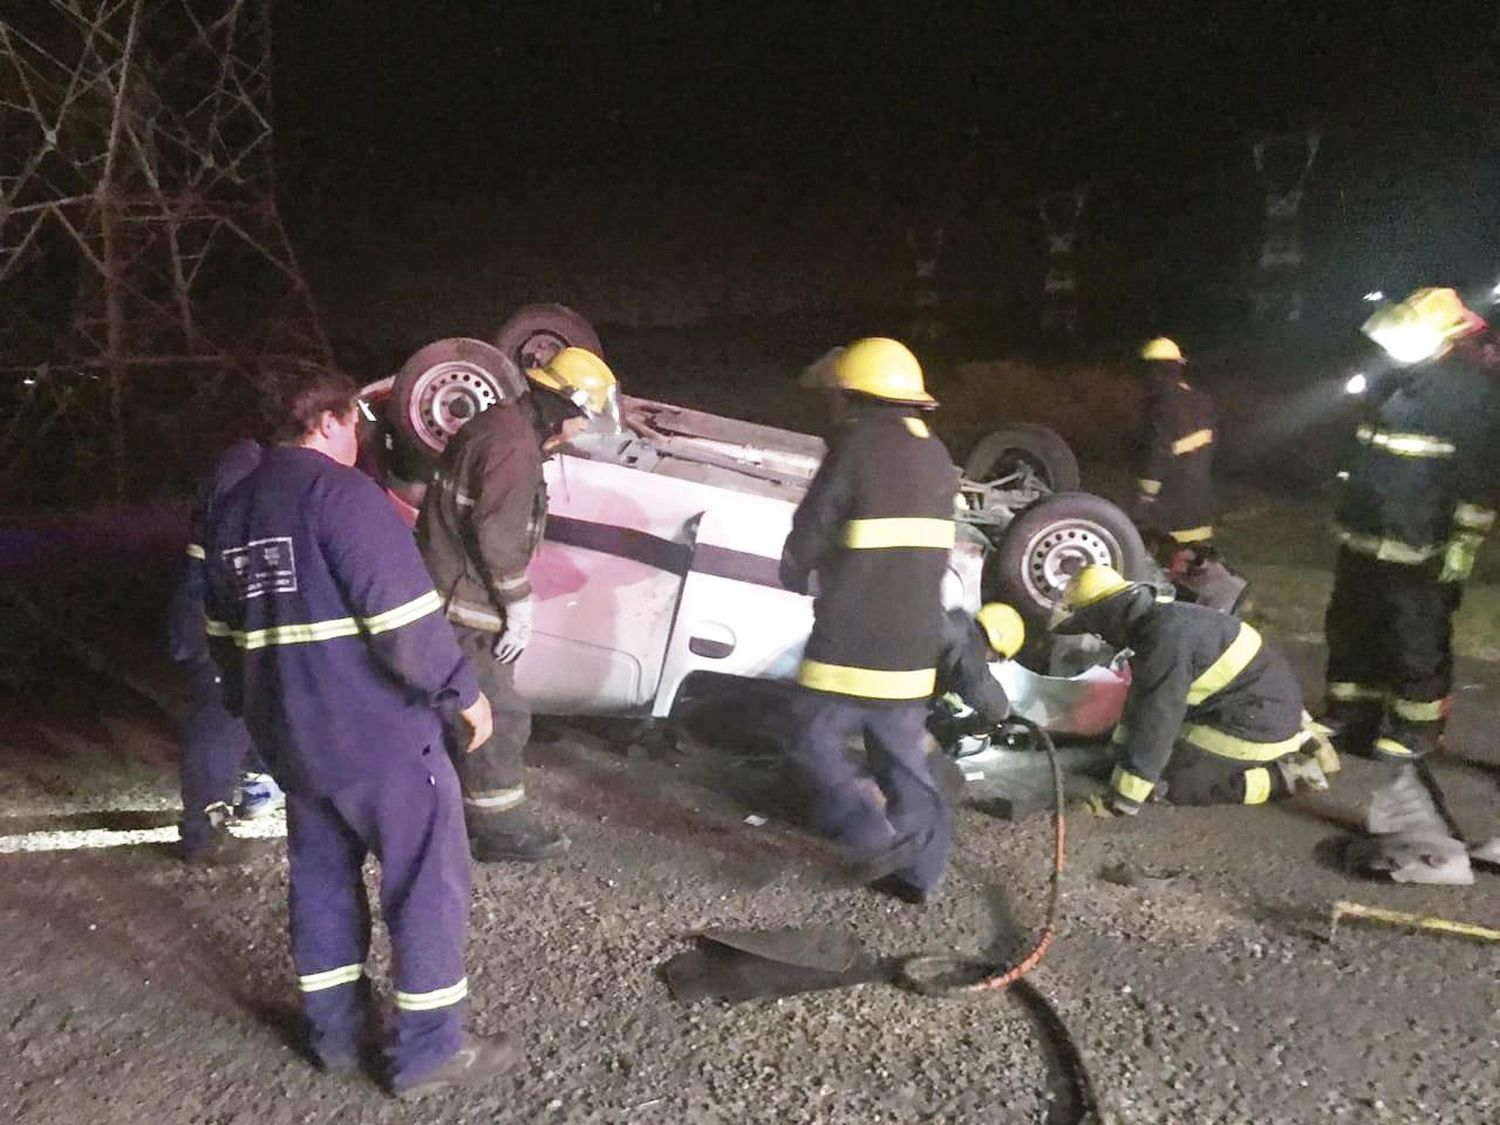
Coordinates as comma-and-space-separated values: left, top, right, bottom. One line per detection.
417, 346, 618, 863
779, 337, 960, 904
1323, 288, 1500, 884
1052, 565, 1330, 815
929, 602, 1026, 748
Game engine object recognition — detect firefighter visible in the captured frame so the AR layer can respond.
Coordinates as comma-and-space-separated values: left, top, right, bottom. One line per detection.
1051, 565, 1329, 815
203, 365, 513, 1095
779, 337, 960, 904
169, 438, 263, 863
1132, 337, 1218, 561
1322, 288, 1500, 884
417, 346, 617, 863
930, 601, 1025, 744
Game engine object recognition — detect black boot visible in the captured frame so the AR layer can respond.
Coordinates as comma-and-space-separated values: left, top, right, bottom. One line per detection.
468, 809, 569, 863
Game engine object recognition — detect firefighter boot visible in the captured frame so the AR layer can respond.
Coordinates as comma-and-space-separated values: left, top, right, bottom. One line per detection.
1317, 700, 1382, 760
1350, 765, 1473, 886
468, 808, 569, 864
392, 1032, 521, 1100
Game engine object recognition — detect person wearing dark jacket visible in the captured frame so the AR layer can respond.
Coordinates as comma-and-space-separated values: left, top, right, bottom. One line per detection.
779, 337, 960, 903
170, 438, 262, 863
1325, 288, 1500, 885
930, 601, 1024, 742
417, 346, 616, 863
1132, 337, 1217, 557
203, 365, 509, 1096
1051, 565, 1327, 816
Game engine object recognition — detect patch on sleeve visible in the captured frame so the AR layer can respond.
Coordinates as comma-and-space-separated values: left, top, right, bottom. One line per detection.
222, 537, 298, 599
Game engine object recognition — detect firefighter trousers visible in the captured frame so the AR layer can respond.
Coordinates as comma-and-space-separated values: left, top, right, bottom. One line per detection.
177, 658, 256, 853
1324, 548, 1458, 761
452, 626, 534, 833
285, 746, 471, 1084
1160, 740, 1291, 807
786, 694, 952, 894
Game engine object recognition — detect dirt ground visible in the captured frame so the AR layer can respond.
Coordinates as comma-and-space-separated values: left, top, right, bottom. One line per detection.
3, 484, 1499, 1125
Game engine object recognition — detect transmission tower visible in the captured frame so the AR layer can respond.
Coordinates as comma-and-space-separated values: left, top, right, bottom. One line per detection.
0, 0, 329, 498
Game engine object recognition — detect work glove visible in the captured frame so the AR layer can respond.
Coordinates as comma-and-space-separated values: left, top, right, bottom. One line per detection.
492, 596, 534, 663
459, 693, 493, 752
1440, 533, 1482, 584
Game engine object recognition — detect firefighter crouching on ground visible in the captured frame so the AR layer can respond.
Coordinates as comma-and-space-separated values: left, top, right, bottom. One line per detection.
418, 346, 617, 863
1324, 288, 1500, 885
1052, 565, 1330, 815
203, 364, 512, 1096
779, 337, 960, 904
1132, 337, 1217, 557
929, 601, 1025, 747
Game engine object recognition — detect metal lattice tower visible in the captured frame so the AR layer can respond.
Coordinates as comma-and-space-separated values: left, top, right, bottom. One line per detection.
0, 0, 329, 497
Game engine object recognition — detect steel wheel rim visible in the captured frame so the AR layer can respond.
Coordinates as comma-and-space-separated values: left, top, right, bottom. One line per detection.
1020, 519, 1122, 608
408, 361, 502, 452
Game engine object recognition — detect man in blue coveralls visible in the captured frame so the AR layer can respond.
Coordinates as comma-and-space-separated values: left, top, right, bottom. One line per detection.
202, 363, 510, 1097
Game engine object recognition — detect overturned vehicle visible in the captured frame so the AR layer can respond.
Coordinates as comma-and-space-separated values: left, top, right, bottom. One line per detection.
357, 305, 1141, 747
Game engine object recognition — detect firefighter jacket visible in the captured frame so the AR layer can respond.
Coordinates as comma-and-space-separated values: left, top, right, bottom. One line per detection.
1334, 347, 1500, 566
1060, 587, 1303, 812
416, 401, 548, 634
1133, 372, 1216, 544
170, 439, 262, 664
780, 403, 959, 703
936, 608, 1011, 725
202, 446, 480, 797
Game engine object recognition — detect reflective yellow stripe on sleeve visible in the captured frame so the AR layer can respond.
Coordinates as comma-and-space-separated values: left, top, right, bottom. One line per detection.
1137, 479, 1162, 496
1333, 526, 1444, 564
1181, 724, 1305, 762
841, 517, 955, 550
1170, 526, 1214, 544
1186, 623, 1262, 705
1171, 428, 1214, 455
902, 417, 931, 438
1242, 767, 1272, 805
186, 543, 206, 560
797, 660, 937, 700
298, 963, 365, 993
204, 591, 442, 650
1454, 502, 1496, 533
394, 978, 469, 1012
1111, 766, 1155, 804
1354, 425, 1455, 458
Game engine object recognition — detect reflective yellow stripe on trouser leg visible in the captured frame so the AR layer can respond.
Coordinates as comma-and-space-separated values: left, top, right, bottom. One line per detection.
298, 963, 365, 993
1242, 768, 1272, 806
395, 977, 469, 1012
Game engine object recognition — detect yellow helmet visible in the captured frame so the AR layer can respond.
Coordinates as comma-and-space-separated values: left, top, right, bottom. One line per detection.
975, 602, 1026, 659
1362, 287, 1485, 365
833, 337, 937, 407
1139, 337, 1186, 364
527, 347, 618, 418
1049, 563, 1134, 630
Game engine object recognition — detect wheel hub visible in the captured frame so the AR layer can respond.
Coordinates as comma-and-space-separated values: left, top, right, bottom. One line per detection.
1021, 521, 1120, 606
518, 330, 569, 371
408, 361, 501, 452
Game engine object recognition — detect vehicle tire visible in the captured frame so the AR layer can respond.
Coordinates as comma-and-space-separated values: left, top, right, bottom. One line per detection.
987, 491, 1149, 631
390, 337, 526, 462
494, 303, 603, 373
965, 424, 1081, 493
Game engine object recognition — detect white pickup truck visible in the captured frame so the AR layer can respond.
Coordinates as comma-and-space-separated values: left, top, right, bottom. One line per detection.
358, 308, 1138, 736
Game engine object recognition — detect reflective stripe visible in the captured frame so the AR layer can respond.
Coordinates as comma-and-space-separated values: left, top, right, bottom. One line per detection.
1242, 767, 1272, 805
205, 591, 441, 650
464, 786, 525, 812
1110, 766, 1154, 804
1328, 681, 1385, 703
1333, 525, 1443, 564
494, 573, 530, 593
902, 417, 931, 438
841, 517, 955, 550
186, 543, 206, 560
1172, 428, 1214, 455
446, 599, 505, 631
394, 977, 468, 1012
298, 963, 364, 993
1355, 425, 1455, 458
1110, 723, 1129, 746
1181, 724, 1305, 762
1454, 502, 1495, 533
1137, 478, 1162, 496
1186, 623, 1261, 705
1374, 737, 1416, 759
1170, 526, 1213, 544
434, 473, 476, 508
797, 660, 936, 700
1391, 696, 1448, 723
